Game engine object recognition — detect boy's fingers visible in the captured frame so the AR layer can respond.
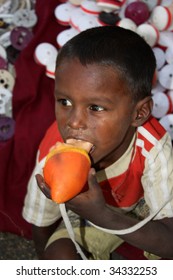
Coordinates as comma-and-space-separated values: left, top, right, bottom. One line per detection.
88, 168, 98, 189
35, 174, 51, 199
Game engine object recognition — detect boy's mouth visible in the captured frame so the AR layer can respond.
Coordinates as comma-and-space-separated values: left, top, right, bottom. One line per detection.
66, 138, 95, 154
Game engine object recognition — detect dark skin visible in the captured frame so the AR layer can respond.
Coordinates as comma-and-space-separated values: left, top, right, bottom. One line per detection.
34, 58, 173, 259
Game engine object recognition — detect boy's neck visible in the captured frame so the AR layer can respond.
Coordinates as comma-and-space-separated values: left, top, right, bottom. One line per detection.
94, 127, 137, 171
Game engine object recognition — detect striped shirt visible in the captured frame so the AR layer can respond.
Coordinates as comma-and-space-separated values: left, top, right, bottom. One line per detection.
22, 117, 173, 226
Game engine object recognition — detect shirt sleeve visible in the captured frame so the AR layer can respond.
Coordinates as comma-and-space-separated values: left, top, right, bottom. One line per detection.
142, 132, 173, 220
22, 151, 62, 226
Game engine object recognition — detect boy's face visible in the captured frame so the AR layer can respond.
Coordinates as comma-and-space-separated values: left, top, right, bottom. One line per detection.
55, 58, 137, 169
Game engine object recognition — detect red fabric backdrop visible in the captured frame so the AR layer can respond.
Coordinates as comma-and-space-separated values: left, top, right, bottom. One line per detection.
0, 0, 66, 239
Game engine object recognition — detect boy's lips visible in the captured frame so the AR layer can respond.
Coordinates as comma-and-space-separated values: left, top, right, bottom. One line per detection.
66, 138, 94, 154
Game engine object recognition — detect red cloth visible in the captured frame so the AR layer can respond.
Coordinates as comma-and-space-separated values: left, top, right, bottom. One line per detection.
0, 0, 66, 239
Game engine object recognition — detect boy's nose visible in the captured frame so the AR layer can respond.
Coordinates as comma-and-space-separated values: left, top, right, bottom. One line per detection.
67, 108, 86, 130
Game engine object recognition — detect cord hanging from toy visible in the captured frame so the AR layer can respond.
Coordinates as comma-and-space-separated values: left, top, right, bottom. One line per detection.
59, 193, 173, 260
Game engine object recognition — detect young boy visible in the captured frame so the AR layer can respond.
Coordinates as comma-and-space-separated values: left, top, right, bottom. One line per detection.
23, 26, 173, 260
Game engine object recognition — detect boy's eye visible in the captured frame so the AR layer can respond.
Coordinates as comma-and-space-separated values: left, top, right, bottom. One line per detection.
58, 99, 72, 107
89, 104, 105, 111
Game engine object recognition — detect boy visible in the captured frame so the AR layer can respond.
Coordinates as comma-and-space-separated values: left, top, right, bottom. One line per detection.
23, 26, 173, 260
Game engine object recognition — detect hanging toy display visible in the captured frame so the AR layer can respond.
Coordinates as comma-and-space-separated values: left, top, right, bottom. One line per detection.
50, 0, 173, 140
0, 0, 37, 142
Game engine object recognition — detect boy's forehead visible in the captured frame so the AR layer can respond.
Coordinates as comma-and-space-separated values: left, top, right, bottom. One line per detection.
55, 59, 130, 102
56, 58, 120, 76
56, 59, 123, 86
56, 59, 127, 92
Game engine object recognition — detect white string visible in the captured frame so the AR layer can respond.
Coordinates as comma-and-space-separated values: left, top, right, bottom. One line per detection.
59, 194, 173, 259
88, 194, 173, 235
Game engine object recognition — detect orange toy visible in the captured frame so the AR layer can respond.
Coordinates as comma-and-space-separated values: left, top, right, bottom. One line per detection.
43, 141, 92, 203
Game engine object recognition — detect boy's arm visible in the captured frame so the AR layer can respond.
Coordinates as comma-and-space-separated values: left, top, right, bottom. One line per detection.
36, 169, 173, 258
88, 204, 173, 258
32, 220, 60, 259
66, 168, 173, 258
89, 205, 173, 259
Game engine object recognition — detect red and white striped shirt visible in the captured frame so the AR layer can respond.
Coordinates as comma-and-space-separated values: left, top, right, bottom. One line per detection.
23, 117, 173, 226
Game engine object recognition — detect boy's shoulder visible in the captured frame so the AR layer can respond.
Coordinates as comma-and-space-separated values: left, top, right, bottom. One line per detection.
137, 116, 167, 152
38, 121, 63, 161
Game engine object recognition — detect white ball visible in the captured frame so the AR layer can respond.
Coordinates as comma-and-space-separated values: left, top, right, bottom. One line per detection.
152, 92, 170, 119
159, 114, 173, 140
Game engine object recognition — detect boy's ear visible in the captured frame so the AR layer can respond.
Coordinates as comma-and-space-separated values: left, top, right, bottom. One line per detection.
131, 96, 153, 127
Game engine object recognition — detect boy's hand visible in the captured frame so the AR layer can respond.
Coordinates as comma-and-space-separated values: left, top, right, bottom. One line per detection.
35, 169, 107, 224
35, 174, 51, 199
66, 168, 107, 223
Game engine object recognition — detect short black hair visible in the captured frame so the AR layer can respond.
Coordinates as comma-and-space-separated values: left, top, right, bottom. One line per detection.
56, 26, 156, 102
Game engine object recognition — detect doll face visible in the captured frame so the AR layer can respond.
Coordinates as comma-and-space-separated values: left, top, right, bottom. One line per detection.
55, 58, 136, 169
